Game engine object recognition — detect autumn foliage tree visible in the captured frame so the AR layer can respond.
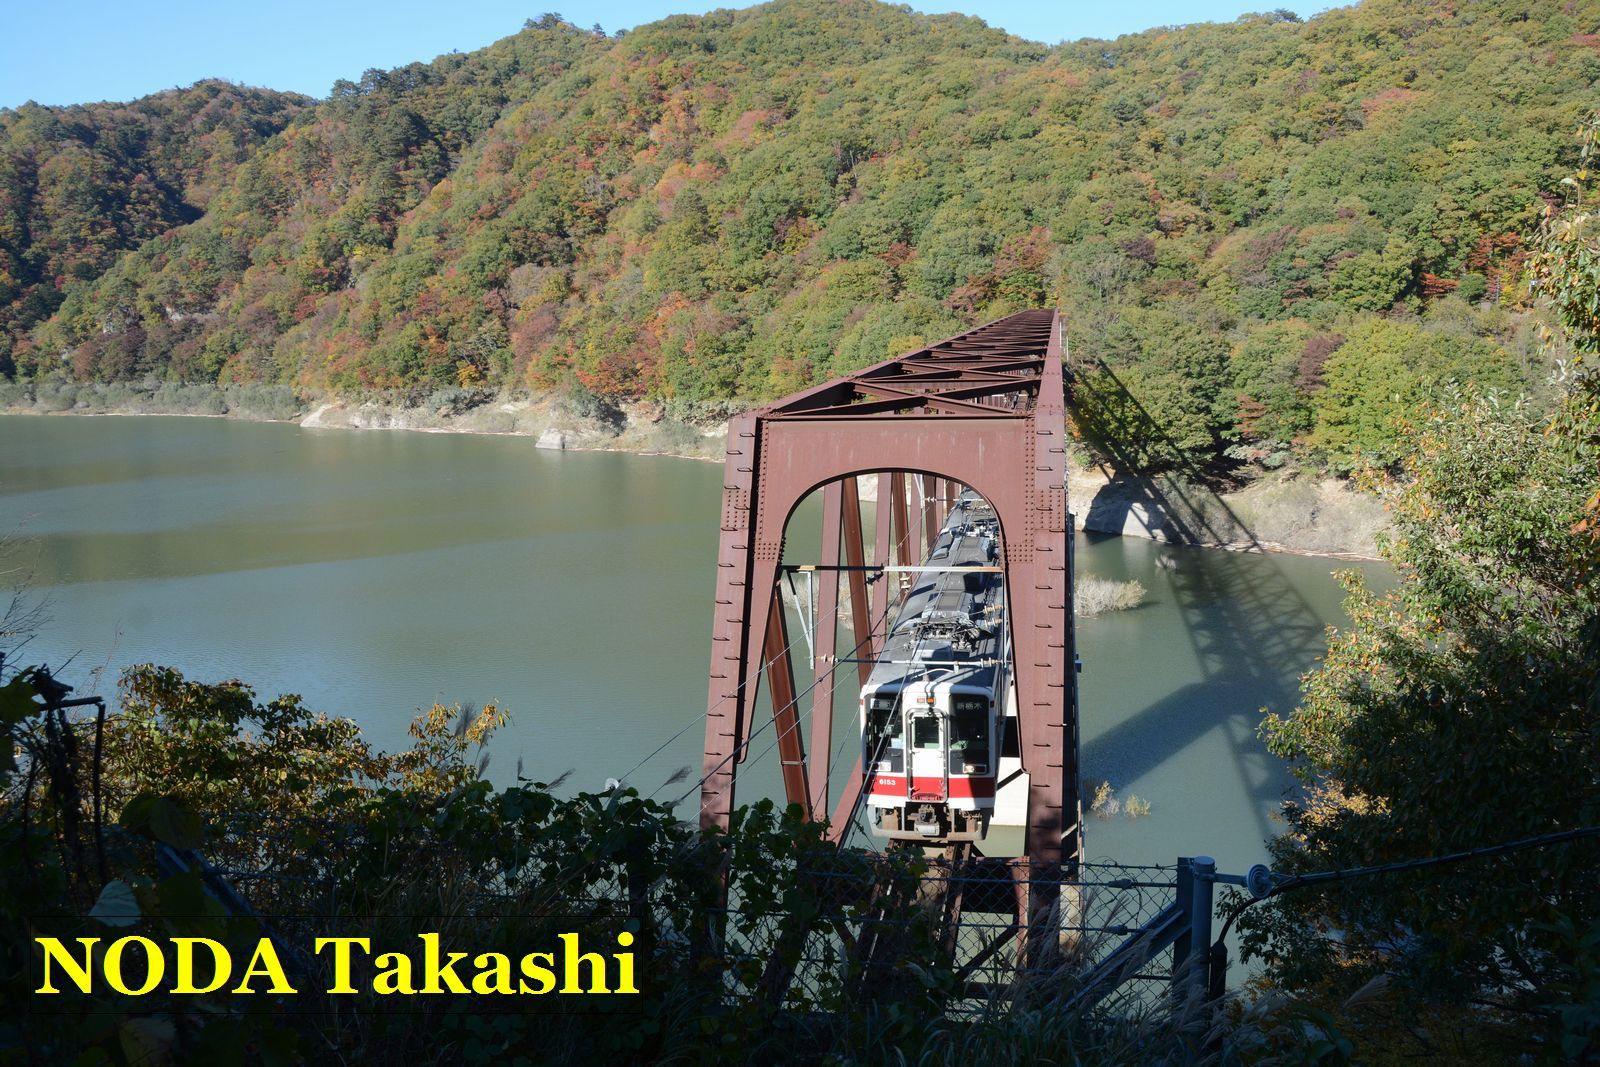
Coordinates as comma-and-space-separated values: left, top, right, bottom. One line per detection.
1241, 116, 1600, 1062
4, 0, 1595, 470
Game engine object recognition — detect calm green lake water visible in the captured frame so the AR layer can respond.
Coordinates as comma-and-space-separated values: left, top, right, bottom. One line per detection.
1, 415, 1387, 873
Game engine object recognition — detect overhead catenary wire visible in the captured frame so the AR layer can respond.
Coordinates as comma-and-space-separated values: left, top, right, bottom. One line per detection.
833, 606, 935, 846
736, 488, 976, 841
615, 556, 895, 788
670, 556, 900, 807
674, 484, 993, 838
681, 484, 964, 816
615, 625, 806, 789
737, 598, 911, 821
815, 595, 921, 845
678, 593, 896, 812
830, 526, 971, 848
625, 495, 911, 797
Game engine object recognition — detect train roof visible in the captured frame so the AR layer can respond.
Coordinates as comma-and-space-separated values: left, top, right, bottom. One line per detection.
866, 493, 1006, 695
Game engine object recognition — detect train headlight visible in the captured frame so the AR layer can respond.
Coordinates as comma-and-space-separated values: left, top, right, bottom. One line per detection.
962, 763, 988, 775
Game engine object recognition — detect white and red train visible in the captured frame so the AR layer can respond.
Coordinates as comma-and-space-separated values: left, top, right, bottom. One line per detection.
860, 492, 1010, 843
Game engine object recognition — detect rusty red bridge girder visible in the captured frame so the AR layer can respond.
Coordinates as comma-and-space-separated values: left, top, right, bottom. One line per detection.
699, 309, 1082, 889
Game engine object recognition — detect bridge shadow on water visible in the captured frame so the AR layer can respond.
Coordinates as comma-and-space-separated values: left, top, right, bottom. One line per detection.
1070, 361, 1339, 847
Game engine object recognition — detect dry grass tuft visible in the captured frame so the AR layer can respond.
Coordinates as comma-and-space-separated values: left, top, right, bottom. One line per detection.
1076, 576, 1147, 618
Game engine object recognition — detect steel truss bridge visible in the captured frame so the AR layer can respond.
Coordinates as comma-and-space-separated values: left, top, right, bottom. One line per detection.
698, 309, 1084, 964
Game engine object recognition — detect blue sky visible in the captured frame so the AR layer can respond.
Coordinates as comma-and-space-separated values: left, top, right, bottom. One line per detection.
0, 1, 1333, 110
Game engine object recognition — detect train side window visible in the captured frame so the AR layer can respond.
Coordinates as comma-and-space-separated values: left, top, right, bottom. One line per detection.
1001, 716, 1019, 758
866, 697, 905, 772
868, 705, 896, 735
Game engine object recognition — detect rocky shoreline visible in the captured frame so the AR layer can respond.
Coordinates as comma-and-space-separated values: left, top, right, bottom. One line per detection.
1067, 466, 1386, 561
295, 396, 729, 461
849, 468, 1383, 560
3, 391, 1387, 559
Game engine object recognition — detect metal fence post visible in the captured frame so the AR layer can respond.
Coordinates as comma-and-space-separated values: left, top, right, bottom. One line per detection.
1186, 857, 1216, 1038
1171, 856, 1193, 990
1171, 857, 1215, 1018
1188, 856, 1215, 985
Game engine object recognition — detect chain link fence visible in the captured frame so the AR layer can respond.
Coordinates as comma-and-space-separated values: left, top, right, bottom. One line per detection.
171, 810, 1184, 1021
711, 850, 1180, 1016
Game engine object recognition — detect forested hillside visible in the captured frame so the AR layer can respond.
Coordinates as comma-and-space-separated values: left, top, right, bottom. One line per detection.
0, 82, 310, 371
4, 0, 1598, 469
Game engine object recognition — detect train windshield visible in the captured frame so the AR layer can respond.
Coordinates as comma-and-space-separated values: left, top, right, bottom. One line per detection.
866, 693, 904, 773
950, 695, 990, 767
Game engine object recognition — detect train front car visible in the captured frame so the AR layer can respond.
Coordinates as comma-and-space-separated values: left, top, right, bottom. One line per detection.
860, 492, 1010, 844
